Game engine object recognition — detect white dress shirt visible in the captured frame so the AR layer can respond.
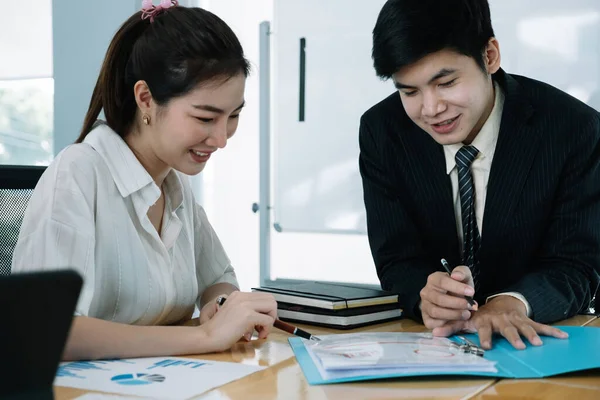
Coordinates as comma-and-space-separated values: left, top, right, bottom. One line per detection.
12, 124, 238, 325
443, 82, 531, 316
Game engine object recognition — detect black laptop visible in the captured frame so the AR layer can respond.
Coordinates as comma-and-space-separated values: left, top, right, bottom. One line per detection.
0, 270, 82, 400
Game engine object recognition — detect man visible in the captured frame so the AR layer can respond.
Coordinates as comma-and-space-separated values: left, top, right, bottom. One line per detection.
360, 0, 600, 350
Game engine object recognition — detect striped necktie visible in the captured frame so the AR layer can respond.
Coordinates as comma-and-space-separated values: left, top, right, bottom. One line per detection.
455, 145, 480, 287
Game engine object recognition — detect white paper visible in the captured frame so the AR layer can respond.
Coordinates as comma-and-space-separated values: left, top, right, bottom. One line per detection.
304, 332, 497, 380
56, 357, 264, 399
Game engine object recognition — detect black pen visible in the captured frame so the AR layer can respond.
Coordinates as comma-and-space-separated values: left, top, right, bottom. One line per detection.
440, 258, 476, 307
216, 295, 321, 341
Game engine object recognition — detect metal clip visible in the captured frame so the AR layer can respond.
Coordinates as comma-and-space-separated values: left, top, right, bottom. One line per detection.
456, 336, 485, 357
449, 339, 471, 354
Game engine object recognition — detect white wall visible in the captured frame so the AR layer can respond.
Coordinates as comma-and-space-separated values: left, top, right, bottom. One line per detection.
53, 0, 138, 153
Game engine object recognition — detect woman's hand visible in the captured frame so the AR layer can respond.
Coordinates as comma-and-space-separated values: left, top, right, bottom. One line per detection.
199, 291, 278, 352
199, 297, 220, 325
200, 293, 253, 340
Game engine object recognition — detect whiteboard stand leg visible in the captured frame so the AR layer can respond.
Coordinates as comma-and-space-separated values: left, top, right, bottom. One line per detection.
258, 21, 272, 287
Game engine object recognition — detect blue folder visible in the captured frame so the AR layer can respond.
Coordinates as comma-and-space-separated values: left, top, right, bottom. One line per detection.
289, 326, 600, 384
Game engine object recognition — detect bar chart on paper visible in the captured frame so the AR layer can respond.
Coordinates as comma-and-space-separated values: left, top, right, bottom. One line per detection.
147, 359, 206, 369
57, 360, 135, 379
55, 357, 264, 398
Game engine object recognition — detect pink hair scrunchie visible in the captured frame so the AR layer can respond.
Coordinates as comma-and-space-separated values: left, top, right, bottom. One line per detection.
141, 0, 179, 23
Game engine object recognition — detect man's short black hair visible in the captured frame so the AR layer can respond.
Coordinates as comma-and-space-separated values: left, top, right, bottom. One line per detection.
372, 0, 495, 79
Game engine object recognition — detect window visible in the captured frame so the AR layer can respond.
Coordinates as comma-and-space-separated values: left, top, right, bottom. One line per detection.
0, 0, 53, 166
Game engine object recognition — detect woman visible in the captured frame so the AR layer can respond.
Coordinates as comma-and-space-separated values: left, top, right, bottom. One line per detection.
12, 1, 277, 360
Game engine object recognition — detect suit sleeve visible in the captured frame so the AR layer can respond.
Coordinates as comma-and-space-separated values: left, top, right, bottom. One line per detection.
359, 114, 437, 320
504, 113, 600, 323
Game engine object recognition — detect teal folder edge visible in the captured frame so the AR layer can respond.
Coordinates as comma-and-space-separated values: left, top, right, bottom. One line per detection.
288, 326, 600, 385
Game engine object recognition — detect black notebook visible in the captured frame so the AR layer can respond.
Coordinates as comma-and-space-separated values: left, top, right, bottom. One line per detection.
251, 281, 399, 310
277, 302, 403, 329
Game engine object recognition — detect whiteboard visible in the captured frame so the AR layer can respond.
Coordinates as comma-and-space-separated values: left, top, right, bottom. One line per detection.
272, 0, 600, 234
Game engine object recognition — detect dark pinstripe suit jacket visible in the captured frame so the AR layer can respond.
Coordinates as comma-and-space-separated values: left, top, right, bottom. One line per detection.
359, 69, 600, 323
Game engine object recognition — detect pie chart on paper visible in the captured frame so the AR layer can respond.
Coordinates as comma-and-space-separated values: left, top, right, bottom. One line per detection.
111, 373, 166, 385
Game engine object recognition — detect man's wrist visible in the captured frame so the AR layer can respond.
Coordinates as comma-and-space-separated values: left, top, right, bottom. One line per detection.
486, 293, 529, 316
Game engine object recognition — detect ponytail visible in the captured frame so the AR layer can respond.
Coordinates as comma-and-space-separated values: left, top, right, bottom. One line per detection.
76, 13, 147, 143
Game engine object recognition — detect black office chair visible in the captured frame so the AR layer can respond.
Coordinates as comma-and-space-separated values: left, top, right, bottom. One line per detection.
0, 165, 46, 276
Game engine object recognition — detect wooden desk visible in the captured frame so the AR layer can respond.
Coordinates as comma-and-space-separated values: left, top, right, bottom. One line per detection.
587, 316, 600, 327
54, 316, 599, 400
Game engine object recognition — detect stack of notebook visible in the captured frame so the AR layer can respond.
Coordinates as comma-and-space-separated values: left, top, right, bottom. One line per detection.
251, 281, 402, 329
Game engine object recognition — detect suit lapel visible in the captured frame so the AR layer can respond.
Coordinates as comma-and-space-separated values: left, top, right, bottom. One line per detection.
399, 120, 461, 264
481, 70, 539, 251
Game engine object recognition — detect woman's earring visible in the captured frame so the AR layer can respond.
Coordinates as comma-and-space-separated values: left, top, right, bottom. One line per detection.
142, 114, 151, 125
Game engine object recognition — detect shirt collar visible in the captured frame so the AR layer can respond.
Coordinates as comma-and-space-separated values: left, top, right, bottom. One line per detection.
164, 170, 185, 212
83, 123, 184, 211
443, 81, 505, 174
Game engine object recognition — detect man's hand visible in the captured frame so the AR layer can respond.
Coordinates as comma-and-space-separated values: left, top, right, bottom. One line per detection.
432, 295, 568, 349
420, 266, 478, 329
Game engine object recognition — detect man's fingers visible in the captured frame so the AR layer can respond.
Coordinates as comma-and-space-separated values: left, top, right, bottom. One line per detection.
425, 289, 473, 310
438, 276, 475, 297
496, 320, 526, 350
432, 320, 464, 337
423, 316, 451, 329
426, 272, 451, 287
477, 323, 493, 349
426, 274, 475, 298
420, 297, 471, 324
518, 323, 543, 346
427, 306, 471, 321
423, 311, 470, 329
531, 322, 569, 339
450, 266, 472, 282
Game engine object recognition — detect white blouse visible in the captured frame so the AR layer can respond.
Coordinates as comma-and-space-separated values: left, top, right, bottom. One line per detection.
12, 124, 238, 325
